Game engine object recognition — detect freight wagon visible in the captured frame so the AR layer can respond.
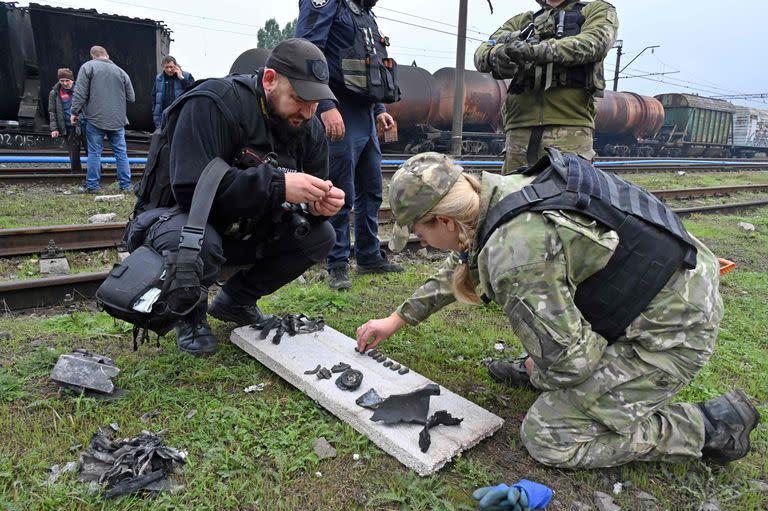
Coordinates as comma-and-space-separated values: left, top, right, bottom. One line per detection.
0, 2, 170, 151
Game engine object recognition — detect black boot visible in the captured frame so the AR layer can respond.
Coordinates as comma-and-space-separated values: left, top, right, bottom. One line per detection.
487, 355, 534, 389
698, 390, 760, 464
208, 289, 273, 326
328, 262, 352, 290
175, 315, 218, 356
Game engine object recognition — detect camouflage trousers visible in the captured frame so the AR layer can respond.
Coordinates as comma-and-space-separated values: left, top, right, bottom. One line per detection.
520, 334, 720, 469
503, 126, 596, 173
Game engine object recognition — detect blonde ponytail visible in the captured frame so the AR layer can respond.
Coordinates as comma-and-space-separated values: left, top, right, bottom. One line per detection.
419, 173, 482, 304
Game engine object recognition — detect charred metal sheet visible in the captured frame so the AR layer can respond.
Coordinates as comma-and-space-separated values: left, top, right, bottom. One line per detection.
370, 383, 440, 425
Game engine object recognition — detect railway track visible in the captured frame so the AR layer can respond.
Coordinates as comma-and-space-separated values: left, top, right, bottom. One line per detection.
2, 190, 768, 311
3, 184, 768, 258
2, 160, 768, 185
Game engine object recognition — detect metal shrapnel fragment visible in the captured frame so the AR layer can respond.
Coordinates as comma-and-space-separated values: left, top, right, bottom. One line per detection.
50, 349, 120, 396
398, 367, 410, 375
317, 367, 332, 380
304, 364, 321, 375
367, 349, 379, 358
335, 369, 363, 391
331, 362, 351, 373
389, 363, 401, 371
383, 361, 393, 368
355, 388, 385, 409
418, 410, 464, 453
370, 383, 440, 425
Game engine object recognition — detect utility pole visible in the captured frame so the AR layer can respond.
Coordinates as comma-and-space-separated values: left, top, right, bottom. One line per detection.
615, 44, 660, 90
450, 0, 468, 156
612, 40, 623, 91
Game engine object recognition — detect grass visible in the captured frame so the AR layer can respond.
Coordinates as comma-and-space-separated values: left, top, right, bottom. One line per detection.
0, 206, 767, 510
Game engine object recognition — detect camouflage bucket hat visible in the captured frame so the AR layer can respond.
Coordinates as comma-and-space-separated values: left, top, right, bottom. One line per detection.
388, 152, 463, 252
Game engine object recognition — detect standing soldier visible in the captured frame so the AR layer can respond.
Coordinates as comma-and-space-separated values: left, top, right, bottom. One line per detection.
474, 0, 618, 172
296, 0, 403, 291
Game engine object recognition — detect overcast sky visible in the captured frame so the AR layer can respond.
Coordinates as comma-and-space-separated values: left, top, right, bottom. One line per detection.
22, 0, 768, 108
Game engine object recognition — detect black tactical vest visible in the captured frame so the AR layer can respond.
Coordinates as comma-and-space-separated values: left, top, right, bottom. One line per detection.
477, 148, 699, 343
337, 0, 401, 103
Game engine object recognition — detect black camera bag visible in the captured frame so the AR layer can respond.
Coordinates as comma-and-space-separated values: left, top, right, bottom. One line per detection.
96, 158, 230, 348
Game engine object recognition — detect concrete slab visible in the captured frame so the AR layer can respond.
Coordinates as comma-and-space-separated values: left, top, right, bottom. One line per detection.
231, 325, 504, 475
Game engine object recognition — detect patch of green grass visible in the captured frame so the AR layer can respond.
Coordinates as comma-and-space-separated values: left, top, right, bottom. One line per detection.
0, 208, 767, 510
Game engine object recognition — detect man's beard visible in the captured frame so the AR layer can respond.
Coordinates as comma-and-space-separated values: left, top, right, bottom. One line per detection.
266, 95, 308, 145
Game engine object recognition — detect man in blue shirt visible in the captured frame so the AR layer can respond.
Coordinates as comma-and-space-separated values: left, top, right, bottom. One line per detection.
296, 0, 403, 290
151, 56, 194, 129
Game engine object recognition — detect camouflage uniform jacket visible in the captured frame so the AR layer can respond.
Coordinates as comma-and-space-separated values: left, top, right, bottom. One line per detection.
474, 0, 618, 131
397, 172, 722, 390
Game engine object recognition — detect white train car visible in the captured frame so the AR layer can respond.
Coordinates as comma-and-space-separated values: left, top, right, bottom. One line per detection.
732, 106, 768, 152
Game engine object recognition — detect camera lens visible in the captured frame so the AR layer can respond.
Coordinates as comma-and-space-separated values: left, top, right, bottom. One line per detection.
290, 213, 311, 239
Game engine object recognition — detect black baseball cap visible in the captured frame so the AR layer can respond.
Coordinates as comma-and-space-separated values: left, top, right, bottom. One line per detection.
265, 38, 337, 102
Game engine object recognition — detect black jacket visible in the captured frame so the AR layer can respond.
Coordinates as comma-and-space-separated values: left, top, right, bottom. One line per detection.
169, 73, 329, 226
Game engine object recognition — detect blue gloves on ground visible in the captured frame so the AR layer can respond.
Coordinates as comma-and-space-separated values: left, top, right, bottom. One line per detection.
472, 479, 553, 510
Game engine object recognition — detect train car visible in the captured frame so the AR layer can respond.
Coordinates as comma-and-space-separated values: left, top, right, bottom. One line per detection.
0, 2, 170, 152
732, 106, 768, 156
653, 93, 734, 157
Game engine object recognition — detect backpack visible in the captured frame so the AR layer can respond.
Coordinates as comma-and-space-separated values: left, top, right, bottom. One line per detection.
132, 77, 245, 217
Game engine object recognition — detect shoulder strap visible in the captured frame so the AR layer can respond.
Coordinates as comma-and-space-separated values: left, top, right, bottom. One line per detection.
177, 158, 231, 256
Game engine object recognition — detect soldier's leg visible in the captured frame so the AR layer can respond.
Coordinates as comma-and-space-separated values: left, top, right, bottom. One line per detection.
144, 212, 225, 355
520, 342, 708, 469
541, 126, 596, 161
502, 128, 532, 174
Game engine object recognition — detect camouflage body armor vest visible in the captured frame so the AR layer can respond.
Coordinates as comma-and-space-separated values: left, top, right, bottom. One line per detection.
478, 149, 698, 342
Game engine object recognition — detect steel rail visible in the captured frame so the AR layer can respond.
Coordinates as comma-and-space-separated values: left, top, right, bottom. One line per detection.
2, 198, 768, 311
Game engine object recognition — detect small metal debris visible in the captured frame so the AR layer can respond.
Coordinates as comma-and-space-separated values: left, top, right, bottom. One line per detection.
335, 369, 363, 391
317, 367, 332, 380
244, 383, 266, 393
367, 349, 378, 358
48, 461, 78, 485
252, 314, 325, 344
355, 388, 384, 410
304, 364, 321, 375
389, 363, 401, 371
383, 361, 393, 368
331, 362, 351, 373
50, 349, 121, 396
398, 367, 410, 375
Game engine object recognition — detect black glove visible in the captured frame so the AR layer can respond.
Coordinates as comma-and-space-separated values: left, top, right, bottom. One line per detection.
503, 40, 535, 63
488, 44, 520, 80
